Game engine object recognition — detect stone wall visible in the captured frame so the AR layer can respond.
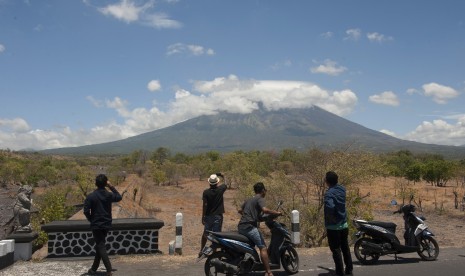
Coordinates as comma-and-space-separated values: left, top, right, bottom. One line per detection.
41, 218, 164, 258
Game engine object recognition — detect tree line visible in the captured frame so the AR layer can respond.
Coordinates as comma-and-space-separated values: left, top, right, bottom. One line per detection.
1, 148, 464, 248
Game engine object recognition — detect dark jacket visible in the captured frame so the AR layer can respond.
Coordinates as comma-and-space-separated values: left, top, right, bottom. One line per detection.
324, 184, 348, 229
84, 186, 122, 230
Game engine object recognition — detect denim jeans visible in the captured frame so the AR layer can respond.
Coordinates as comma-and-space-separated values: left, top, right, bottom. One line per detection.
238, 225, 266, 249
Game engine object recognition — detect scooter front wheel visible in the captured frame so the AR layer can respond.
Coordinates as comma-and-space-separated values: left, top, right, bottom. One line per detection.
417, 236, 439, 261
354, 238, 380, 265
280, 246, 299, 275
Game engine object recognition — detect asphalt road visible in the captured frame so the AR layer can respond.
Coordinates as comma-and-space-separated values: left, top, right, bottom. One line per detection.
1, 247, 465, 276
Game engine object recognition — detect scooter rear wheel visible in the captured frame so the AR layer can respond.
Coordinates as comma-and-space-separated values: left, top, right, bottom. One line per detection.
417, 236, 439, 261
354, 238, 380, 265
280, 246, 299, 275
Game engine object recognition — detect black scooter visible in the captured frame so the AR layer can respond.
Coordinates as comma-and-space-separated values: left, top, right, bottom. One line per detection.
198, 201, 299, 275
353, 200, 439, 264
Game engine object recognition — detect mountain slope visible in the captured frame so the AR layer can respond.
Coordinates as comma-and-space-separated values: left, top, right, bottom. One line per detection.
42, 106, 465, 158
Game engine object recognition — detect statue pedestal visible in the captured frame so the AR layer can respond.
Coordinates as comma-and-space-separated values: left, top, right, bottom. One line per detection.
6, 232, 38, 261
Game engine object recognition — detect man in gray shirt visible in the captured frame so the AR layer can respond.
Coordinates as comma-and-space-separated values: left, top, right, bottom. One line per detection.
238, 182, 281, 276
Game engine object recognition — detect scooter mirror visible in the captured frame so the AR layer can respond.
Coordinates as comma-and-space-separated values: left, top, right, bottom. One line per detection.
390, 200, 398, 206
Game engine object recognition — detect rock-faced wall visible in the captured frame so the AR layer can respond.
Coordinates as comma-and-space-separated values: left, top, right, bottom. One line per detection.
41, 218, 164, 258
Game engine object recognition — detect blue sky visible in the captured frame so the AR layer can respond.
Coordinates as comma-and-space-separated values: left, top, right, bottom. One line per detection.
1, 0, 464, 150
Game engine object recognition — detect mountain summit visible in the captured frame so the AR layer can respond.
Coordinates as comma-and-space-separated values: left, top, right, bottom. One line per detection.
43, 106, 465, 158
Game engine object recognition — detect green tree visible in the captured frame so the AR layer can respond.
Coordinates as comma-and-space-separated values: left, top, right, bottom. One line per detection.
32, 186, 75, 248
151, 147, 172, 165
405, 162, 423, 184
422, 159, 454, 187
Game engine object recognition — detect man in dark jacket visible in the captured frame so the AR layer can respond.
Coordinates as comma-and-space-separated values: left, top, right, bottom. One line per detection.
84, 174, 122, 276
324, 171, 353, 276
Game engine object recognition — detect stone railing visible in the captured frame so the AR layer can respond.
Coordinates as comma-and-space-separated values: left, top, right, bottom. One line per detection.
41, 218, 164, 258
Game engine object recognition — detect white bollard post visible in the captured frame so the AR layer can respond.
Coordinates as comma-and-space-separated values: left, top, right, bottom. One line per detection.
168, 240, 175, 255
291, 210, 300, 245
175, 213, 183, 255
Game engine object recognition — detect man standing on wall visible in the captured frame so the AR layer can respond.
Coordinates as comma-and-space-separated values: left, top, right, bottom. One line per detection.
324, 171, 353, 276
199, 173, 227, 256
84, 174, 122, 276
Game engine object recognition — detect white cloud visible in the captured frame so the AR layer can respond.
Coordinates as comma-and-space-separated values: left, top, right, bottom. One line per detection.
310, 59, 347, 76
98, 0, 148, 23
367, 32, 394, 42
167, 43, 215, 56
422, 82, 459, 104
97, 0, 182, 29
0, 76, 359, 150
321, 31, 333, 39
0, 44, 5, 53
380, 129, 397, 137
0, 118, 30, 132
405, 116, 465, 146
147, 80, 161, 92
369, 91, 400, 106
344, 28, 361, 41
86, 95, 104, 107
142, 13, 182, 29
271, 59, 292, 71
406, 88, 419, 95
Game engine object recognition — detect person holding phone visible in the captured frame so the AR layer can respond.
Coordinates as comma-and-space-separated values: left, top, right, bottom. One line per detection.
84, 174, 122, 276
199, 173, 227, 257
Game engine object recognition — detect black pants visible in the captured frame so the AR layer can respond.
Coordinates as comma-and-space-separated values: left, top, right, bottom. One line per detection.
91, 229, 112, 272
327, 228, 353, 276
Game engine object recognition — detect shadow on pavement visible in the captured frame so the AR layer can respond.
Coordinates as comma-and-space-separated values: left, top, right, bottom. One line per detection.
245, 271, 290, 276
353, 256, 421, 266
317, 265, 336, 275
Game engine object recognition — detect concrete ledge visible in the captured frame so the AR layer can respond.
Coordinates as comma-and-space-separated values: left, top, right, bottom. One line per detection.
41, 218, 164, 232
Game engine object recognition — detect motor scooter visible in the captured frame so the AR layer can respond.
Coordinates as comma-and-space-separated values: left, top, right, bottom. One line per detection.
352, 200, 439, 264
198, 201, 299, 275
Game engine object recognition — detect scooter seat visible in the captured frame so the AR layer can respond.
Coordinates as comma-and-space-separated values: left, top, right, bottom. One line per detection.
368, 221, 397, 231
212, 231, 251, 243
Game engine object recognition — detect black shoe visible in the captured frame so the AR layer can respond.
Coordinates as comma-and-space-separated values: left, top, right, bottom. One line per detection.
345, 270, 353, 275
88, 269, 97, 275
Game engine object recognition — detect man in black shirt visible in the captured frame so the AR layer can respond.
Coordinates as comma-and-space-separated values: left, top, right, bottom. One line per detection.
200, 173, 227, 255
238, 182, 281, 276
84, 174, 122, 276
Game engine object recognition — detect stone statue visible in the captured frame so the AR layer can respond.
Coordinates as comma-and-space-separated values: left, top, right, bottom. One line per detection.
13, 185, 33, 233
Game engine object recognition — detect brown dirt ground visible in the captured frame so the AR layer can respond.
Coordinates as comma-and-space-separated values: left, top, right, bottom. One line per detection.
34, 175, 465, 259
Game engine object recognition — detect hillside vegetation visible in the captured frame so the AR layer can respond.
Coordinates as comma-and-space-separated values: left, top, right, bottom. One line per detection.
1, 147, 465, 250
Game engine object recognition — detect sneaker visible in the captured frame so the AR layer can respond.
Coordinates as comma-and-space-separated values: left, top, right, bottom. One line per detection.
87, 269, 97, 275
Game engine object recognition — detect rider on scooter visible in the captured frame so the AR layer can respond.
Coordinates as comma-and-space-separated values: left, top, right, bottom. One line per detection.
237, 182, 282, 276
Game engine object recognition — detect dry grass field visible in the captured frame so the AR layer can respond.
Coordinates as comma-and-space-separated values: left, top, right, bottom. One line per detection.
34, 174, 465, 259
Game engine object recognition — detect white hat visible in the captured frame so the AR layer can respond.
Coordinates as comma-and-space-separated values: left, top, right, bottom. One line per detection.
208, 174, 220, 185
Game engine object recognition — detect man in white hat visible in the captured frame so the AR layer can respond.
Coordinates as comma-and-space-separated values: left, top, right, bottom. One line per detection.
199, 173, 227, 256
